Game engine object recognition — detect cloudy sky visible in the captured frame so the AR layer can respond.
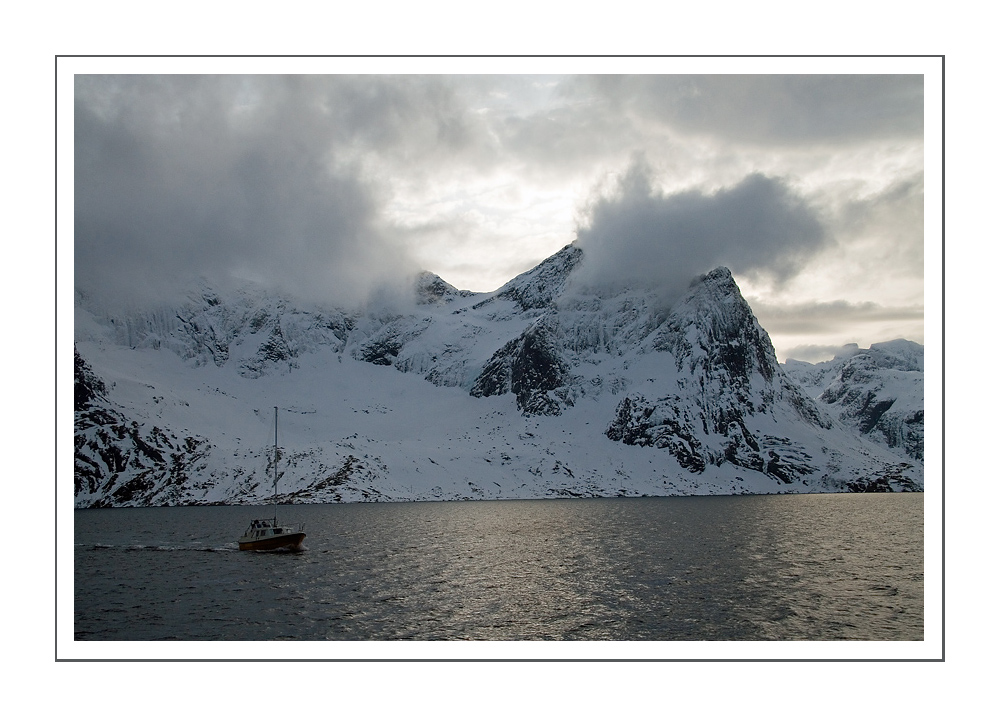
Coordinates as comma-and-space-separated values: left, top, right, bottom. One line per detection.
74, 66, 929, 362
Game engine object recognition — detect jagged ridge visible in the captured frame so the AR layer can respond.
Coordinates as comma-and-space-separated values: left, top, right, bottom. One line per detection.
73, 244, 923, 507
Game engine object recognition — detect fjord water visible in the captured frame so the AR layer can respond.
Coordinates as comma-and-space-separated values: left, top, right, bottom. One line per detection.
74, 494, 922, 641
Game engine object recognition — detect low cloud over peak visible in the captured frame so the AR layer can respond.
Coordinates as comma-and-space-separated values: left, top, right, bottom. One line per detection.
70, 69, 926, 359
572, 157, 828, 304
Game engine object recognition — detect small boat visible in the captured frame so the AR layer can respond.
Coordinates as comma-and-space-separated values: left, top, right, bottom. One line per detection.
238, 517, 305, 551
239, 407, 306, 551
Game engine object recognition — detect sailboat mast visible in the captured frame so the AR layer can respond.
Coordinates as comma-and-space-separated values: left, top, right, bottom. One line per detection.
273, 405, 278, 524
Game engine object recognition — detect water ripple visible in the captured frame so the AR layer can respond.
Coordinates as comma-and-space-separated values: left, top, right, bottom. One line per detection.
75, 494, 922, 641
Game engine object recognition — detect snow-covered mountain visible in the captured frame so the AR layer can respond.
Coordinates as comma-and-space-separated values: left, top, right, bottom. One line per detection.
782, 340, 924, 463
73, 244, 922, 508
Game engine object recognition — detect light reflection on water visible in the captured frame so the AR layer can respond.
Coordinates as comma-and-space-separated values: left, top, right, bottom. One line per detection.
74, 493, 922, 641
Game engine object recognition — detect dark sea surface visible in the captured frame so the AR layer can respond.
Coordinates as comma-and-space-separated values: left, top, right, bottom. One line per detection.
74, 494, 923, 641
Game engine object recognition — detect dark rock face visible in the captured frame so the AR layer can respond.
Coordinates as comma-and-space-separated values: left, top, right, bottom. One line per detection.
760, 437, 815, 484
857, 397, 897, 434
74, 351, 214, 507
354, 318, 428, 369
358, 334, 402, 366
241, 325, 298, 377
606, 394, 707, 472
845, 464, 921, 493
605, 269, 821, 481
471, 321, 571, 415
902, 411, 925, 462
359, 340, 400, 366
74, 348, 118, 496
75, 346, 106, 411
176, 311, 231, 367
510, 327, 570, 415
76, 415, 213, 507
466, 246, 588, 416
470, 342, 514, 399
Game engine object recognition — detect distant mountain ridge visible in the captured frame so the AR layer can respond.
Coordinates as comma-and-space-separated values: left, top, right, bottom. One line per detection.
783, 339, 924, 463
73, 244, 923, 507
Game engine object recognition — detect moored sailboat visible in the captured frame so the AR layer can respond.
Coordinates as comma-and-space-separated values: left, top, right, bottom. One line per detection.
238, 407, 306, 551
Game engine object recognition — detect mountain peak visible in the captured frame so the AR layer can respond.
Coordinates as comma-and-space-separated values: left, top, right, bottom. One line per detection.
473, 244, 583, 313
698, 266, 735, 284
414, 271, 475, 305
684, 267, 744, 304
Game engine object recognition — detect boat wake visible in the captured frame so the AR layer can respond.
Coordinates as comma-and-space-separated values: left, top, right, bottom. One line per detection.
86, 543, 239, 552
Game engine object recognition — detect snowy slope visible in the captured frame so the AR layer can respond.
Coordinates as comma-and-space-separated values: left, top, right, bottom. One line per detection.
781, 340, 924, 463
73, 244, 923, 507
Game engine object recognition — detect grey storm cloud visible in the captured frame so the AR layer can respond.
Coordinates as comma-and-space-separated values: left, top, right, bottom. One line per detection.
74, 75, 492, 308
74, 71, 925, 335
421, 75, 925, 191
572, 157, 829, 303
569, 75, 924, 146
